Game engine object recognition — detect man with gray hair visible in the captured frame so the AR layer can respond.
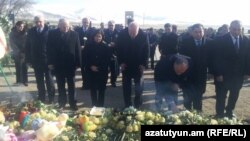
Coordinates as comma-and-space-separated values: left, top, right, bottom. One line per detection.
75, 17, 95, 90
25, 15, 55, 103
47, 19, 81, 110
214, 20, 250, 118
117, 22, 149, 108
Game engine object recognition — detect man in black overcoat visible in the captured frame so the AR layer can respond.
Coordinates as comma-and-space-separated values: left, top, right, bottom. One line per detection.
117, 22, 149, 108
213, 20, 250, 118
25, 16, 55, 103
179, 23, 214, 111
47, 19, 81, 110
104, 20, 120, 87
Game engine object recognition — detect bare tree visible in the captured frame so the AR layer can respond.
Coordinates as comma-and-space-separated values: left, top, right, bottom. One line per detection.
0, 0, 35, 16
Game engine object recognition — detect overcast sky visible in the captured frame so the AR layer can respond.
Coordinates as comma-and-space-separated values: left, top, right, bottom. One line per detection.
34, 0, 250, 26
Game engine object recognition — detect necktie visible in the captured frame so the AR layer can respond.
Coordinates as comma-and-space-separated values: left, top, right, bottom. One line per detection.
196, 40, 202, 47
83, 28, 87, 32
37, 28, 41, 33
234, 37, 239, 50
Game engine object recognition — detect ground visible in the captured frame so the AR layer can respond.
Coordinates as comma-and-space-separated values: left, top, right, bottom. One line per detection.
1, 63, 250, 121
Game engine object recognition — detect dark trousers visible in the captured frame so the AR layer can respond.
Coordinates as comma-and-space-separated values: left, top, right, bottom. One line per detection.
215, 81, 241, 116
81, 66, 90, 89
90, 89, 105, 107
149, 46, 156, 69
183, 85, 203, 111
34, 68, 55, 103
109, 59, 119, 85
122, 73, 144, 108
14, 59, 28, 83
89, 72, 108, 107
55, 72, 76, 108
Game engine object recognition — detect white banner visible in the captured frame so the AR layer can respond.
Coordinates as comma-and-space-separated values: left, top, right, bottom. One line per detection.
0, 26, 7, 59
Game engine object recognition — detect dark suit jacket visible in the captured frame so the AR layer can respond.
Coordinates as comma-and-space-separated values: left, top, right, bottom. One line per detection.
214, 33, 250, 88
25, 25, 49, 69
104, 29, 119, 58
116, 28, 149, 76
75, 26, 95, 67
47, 29, 81, 74
74, 26, 95, 46
159, 32, 178, 57
179, 36, 214, 93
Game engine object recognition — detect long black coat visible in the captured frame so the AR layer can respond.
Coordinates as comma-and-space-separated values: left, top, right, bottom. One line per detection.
9, 28, 27, 60
47, 29, 81, 75
25, 25, 49, 69
116, 28, 149, 76
214, 33, 250, 89
84, 42, 111, 89
179, 36, 214, 94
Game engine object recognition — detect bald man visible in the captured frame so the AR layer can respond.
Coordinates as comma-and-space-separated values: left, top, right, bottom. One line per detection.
117, 22, 149, 108
214, 20, 250, 118
47, 19, 81, 110
25, 15, 55, 103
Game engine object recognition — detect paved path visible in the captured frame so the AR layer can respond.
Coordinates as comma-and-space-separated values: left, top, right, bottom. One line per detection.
1, 64, 250, 121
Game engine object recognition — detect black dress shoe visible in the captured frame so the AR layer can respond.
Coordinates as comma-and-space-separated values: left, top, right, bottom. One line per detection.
215, 114, 224, 118
23, 83, 28, 86
70, 105, 78, 111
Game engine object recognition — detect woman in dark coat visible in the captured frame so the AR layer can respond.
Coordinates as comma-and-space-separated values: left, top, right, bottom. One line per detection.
9, 21, 28, 85
84, 29, 111, 107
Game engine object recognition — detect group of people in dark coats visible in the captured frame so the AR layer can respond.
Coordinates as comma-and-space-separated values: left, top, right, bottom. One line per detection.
154, 20, 250, 118
9, 16, 250, 117
47, 19, 81, 110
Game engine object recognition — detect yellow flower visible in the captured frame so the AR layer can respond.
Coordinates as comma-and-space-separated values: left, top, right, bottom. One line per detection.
61, 136, 69, 141
126, 125, 133, 132
210, 119, 218, 125
65, 126, 72, 131
174, 119, 182, 125
88, 132, 97, 138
